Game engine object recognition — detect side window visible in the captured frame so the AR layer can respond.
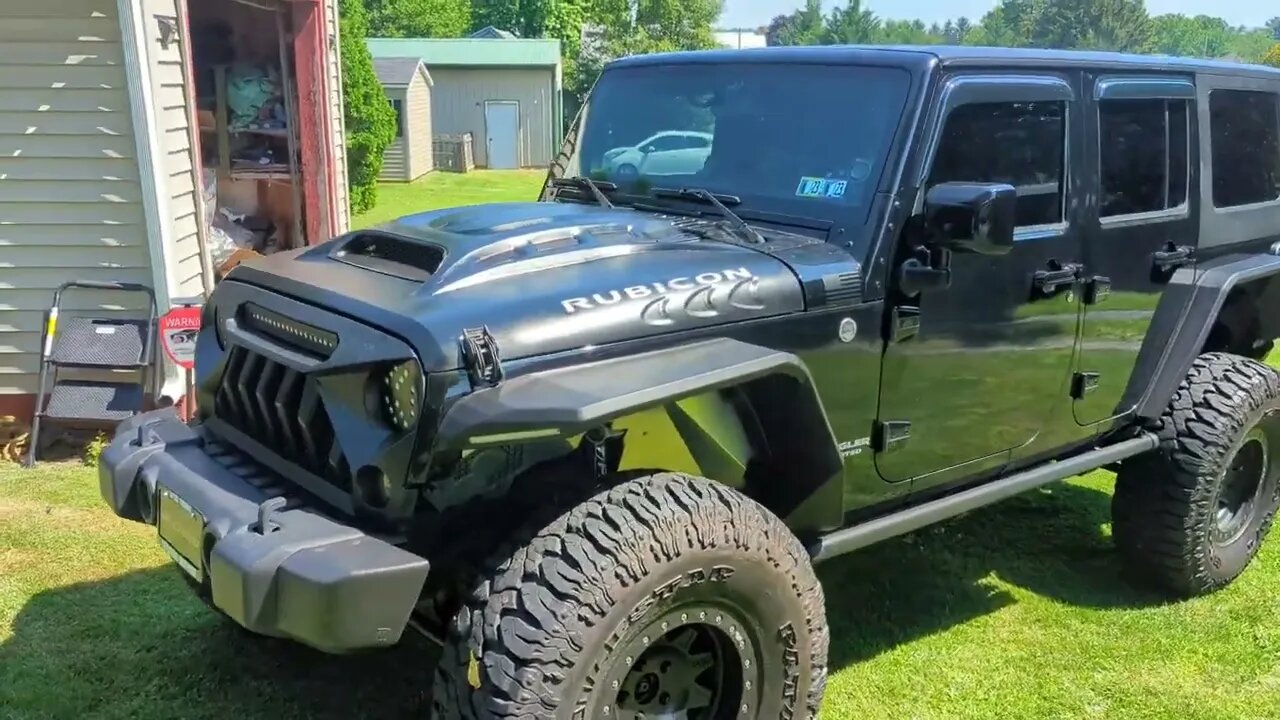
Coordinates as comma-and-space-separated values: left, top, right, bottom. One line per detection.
1210, 90, 1280, 208
648, 134, 685, 152
1100, 99, 1189, 218
928, 101, 1066, 228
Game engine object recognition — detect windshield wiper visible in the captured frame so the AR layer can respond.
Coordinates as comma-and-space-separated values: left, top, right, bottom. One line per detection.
550, 176, 616, 208
651, 187, 766, 244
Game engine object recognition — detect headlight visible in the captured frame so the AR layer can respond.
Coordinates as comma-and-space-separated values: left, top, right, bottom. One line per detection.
381, 360, 422, 431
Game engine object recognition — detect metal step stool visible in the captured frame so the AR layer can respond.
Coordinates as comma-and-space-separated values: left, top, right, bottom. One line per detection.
25, 281, 156, 466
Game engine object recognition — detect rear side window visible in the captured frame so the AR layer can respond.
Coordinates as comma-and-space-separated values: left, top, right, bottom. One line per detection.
1100, 99, 1189, 218
928, 101, 1066, 228
1210, 90, 1280, 208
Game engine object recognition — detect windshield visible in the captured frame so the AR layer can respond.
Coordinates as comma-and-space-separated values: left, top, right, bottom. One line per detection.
560, 62, 912, 222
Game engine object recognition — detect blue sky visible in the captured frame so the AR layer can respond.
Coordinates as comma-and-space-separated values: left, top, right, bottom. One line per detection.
720, 0, 1273, 30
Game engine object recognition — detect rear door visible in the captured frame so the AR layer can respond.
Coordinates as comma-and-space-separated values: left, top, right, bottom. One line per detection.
1073, 75, 1198, 425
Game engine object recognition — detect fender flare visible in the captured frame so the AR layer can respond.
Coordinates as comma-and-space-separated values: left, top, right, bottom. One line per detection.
1132, 252, 1280, 419
434, 337, 844, 512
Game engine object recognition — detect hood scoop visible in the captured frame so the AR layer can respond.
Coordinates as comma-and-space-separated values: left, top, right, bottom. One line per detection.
416, 212, 709, 297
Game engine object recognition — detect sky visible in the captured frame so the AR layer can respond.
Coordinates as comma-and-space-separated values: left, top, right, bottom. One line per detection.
719, 0, 1273, 30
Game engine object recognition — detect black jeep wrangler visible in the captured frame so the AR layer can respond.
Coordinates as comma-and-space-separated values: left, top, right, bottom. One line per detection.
101, 45, 1280, 718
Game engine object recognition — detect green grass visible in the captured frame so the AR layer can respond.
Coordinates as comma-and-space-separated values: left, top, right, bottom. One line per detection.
4, 461, 1280, 719
351, 170, 546, 229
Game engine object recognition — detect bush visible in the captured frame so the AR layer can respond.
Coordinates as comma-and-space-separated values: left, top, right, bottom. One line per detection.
1264, 43, 1280, 68
338, 0, 397, 214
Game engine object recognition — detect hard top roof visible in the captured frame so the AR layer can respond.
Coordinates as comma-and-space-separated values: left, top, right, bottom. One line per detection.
608, 44, 1280, 80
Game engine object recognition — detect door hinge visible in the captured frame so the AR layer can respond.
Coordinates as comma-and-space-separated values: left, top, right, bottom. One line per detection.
1071, 371, 1101, 399
460, 326, 503, 389
1083, 276, 1112, 306
889, 306, 921, 343
872, 420, 912, 453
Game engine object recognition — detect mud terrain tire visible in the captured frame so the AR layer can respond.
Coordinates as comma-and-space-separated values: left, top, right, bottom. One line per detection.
431, 472, 829, 719
1114, 353, 1280, 597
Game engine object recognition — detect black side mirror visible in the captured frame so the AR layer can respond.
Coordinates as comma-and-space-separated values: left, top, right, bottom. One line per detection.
923, 182, 1017, 256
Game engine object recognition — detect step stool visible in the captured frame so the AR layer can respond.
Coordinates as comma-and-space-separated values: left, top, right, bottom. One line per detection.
25, 281, 157, 467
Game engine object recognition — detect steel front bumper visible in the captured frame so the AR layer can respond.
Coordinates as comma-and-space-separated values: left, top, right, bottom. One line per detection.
99, 409, 429, 653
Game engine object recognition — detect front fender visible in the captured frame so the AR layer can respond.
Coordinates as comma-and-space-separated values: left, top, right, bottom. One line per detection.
433, 338, 845, 527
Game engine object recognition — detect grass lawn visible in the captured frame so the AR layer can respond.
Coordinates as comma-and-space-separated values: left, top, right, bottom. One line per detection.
350, 170, 546, 229
3, 461, 1280, 719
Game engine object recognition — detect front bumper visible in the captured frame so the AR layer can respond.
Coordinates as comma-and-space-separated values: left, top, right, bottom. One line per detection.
99, 409, 430, 653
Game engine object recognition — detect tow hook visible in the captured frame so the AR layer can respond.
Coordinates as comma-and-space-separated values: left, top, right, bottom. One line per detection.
254, 496, 287, 535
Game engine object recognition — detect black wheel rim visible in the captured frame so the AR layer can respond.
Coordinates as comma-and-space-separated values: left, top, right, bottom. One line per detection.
1214, 429, 1268, 546
599, 605, 759, 719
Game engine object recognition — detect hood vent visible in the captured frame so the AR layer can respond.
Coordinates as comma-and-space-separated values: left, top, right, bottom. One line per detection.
331, 232, 445, 281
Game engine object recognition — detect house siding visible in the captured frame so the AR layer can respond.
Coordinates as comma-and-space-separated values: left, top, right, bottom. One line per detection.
427, 67, 555, 167
140, 0, 205, 299
0, 0, 152, 397
326, 0, 350, 233
405, 73, 433, 179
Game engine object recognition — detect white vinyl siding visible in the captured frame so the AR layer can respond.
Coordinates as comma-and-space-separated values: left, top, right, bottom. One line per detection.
405, 72, 433, 179
327, 0, 350, 233
0, 0, 152, 395
140, 0, 205, 298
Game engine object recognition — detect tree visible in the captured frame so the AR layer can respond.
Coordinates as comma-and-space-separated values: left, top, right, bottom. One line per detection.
338, 0, 397, 213
1267, 16, 1280, 41
1152, 14, 1231, 58
363, 0, 471, 37
955, 16, 973, 43
1228, 28, 1277, 63
972, 0, 1153, 52
823, 0, 880, 45
765, 0, 825, 46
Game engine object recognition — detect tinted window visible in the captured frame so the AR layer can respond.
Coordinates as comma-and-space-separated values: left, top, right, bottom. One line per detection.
647, 134, 687, 152
928, 102, 1066, 227
568, 64, 912, 220
1100, 99, 1189, 218
1210, 90, 1280, 208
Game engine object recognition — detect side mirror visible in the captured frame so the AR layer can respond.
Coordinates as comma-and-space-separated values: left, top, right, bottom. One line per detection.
642, 145, 657, 154
923, 182, 1017, 256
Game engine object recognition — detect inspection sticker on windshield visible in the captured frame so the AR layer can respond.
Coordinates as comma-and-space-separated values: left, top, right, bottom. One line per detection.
796, 177, 847, 199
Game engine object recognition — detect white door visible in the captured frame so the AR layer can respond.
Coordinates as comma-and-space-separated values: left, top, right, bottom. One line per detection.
484, 101, 520, 169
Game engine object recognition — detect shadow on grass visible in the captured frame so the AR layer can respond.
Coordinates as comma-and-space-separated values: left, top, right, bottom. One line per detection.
1, 482, 1166, 717
817, 480, 1170, 671
0, 567, 436, 719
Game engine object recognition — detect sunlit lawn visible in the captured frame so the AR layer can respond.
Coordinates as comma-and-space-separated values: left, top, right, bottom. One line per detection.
351, 169, 546, 229
3, 172, 1279, 718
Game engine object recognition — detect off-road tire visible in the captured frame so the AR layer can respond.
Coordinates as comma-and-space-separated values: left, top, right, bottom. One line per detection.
1113, 352, 1280, 597
431, 472, 829, 719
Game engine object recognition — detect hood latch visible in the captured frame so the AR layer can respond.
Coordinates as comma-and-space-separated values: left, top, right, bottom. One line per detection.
460, 326, 504, 389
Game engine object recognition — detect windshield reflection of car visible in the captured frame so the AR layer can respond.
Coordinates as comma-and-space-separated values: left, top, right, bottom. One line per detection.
602, 131, 713, 180
567, 62, 911, 226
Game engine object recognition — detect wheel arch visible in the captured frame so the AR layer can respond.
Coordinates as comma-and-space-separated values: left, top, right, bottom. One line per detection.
432, 338, 846, 532
1131, 253, 1280, 420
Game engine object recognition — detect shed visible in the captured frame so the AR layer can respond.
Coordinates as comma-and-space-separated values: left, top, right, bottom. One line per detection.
373, 57, 434, 182
367, 38, 563, 168
0, 0, 350, 420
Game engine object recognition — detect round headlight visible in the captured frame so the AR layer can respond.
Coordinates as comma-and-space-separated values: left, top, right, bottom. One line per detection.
381, 360, 422, 431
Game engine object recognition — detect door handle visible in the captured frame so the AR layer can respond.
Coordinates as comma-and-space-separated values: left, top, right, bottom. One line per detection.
1152, 243, 1194, 272
1032, 260, 1082, 298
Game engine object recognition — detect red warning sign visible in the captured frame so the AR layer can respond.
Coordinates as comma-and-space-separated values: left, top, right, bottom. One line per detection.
159, 306, 202, 370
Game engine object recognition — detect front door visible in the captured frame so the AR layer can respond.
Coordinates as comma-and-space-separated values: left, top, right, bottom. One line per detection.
485, 101, 520, 169
876, 74, 1085, 488
1074, 75, 1199, 425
